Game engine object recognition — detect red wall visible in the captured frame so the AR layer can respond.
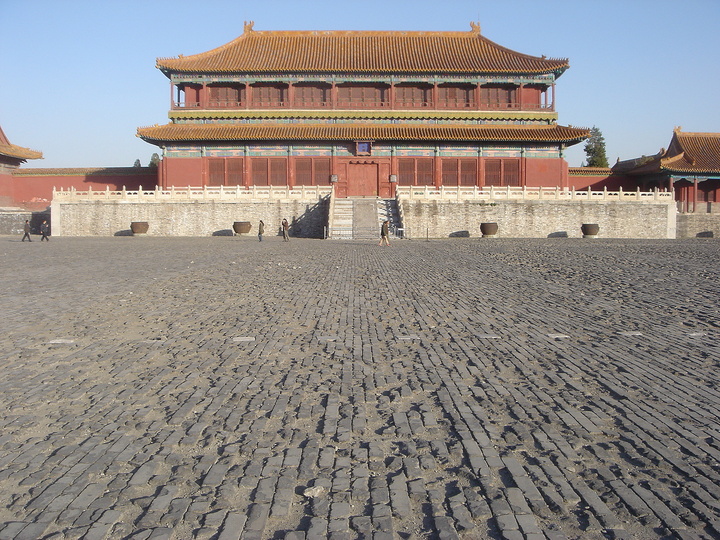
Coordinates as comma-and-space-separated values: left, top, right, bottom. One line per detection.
567, 170, 636, 191
163, 158, 203, 187
0, 171, 15, 207
5, 168, 158, 210
524, 158, 568, 188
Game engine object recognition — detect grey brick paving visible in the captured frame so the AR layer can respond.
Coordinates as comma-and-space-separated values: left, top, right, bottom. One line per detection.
1, 236, 720, 539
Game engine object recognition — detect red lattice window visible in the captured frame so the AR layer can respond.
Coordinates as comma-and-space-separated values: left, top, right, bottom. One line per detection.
442, 159, 459, 186
270, 158, 287, 186
227, 159, 243, 185
208, 84, 244, 107
437, 84, 475, 108
208, 159, 225, 186
483, 159, 520, 186
251, 158, 269, 185
398, 158, 435, 186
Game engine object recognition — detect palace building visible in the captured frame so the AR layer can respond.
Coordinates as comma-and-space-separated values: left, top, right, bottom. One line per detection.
137, 22, 589, 197
612, 129, 720, 213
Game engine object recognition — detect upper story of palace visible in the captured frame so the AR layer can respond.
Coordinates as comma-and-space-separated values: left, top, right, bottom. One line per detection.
157, 22, 569, 120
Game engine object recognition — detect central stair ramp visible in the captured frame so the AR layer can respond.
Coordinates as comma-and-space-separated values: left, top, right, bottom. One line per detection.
327, 196, 404, 240
327, 198, 379, 239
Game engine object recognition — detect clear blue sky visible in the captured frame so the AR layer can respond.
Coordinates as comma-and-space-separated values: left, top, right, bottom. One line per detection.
2, 0, 718, 169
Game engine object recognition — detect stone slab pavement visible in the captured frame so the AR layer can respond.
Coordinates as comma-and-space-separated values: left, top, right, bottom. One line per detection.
0, 234, 719, 539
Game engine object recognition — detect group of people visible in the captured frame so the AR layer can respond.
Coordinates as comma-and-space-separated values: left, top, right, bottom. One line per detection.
21, 220, 50, 242
257, 218, 392, 244
21, 217, 388, 244
257, 218, 290, 242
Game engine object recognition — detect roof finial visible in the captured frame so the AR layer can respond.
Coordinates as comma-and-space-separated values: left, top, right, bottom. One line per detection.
470, 21, 481, 34
244, 21, 255, 33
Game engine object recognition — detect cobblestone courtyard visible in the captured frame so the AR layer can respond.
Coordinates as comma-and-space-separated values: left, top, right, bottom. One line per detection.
1, 235, 719, 539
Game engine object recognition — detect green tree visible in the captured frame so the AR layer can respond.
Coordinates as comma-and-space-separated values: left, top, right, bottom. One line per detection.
583, 126, 609, 167
149, 153, 161, 168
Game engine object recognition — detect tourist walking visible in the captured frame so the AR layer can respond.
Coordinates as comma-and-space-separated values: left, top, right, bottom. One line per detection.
258, 220, 264, 242
379, 219, 390, 246
281, 218, 289, 241
21, 220, 32, 242
40, 220, 50, 241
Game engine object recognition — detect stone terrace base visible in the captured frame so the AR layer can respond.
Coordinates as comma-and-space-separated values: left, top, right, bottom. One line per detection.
52, 199, 329, 237
677, 212, 720, 238
401, 199, 676, 239
1, 237, 719, 538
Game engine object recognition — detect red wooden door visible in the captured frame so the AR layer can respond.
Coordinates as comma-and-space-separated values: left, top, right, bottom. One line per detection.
347, 163, 378, 196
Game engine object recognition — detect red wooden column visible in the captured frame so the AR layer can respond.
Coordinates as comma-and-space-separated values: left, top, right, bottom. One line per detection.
432, 83, 439, 110
434, 147, 442, 187
518, 83, 524, 110
331, 146, 338, 186
243, 146, 251, 187
288, 146, 294, 188
200, 84, 208, 108
160, 153, 167, 188
693, 177, 698, 213
474, 83, 481, 110
287, 83, 295, 108
331, 83, 338, 109
390, 147, 397, 197
476, 148, 483, 187
246, 84, 253, 109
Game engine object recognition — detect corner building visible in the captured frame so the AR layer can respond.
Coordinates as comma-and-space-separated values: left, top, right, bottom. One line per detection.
138, 22, 589, 196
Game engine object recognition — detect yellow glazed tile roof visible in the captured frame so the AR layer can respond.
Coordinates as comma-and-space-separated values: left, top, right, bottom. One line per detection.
137, 122, 589, 144
13, 167, 153, 177
0, 125, 42, 161
157, 23, 568, 75
568, 167, 613, 176
661, 130, 720, 174
0, 143, 43, 161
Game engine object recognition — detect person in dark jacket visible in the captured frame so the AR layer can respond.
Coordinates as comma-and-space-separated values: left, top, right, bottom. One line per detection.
21, 220, 32, 242
40, 220, 50, 241
281, 218, 289, 241
379, 219, 390, 246
258, 220, 264, 242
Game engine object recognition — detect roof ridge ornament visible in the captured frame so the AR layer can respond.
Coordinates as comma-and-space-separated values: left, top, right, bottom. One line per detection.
470, 21, 481, 34
244, 20, 255, 33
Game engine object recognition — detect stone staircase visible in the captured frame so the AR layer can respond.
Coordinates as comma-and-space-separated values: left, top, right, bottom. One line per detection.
378, 199, 403, 237
328, 199, 355, 240
327, 198, 402, 240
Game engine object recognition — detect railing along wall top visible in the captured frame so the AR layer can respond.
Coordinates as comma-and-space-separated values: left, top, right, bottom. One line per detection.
52, 184, 333, 201
395, 185, 674, 203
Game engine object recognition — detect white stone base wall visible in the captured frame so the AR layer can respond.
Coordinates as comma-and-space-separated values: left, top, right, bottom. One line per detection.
51, 199, 329, 237
400, 200, 676, 239
676, 213, 720, 238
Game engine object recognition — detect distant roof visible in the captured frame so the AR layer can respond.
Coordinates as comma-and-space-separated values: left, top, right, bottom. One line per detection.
568, 167, 613, 177
13, 167, 153, 177
661, 129, 720, 174
137, 123, 588, 145
612, 151, 664, 176
611, 129, 720, 177
156, 22, 569, 76
0, 125, 42, 162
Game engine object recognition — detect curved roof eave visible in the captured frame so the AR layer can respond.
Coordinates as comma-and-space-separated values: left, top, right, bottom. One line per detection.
137, 123, 589, 146
156, 26, 570, 78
